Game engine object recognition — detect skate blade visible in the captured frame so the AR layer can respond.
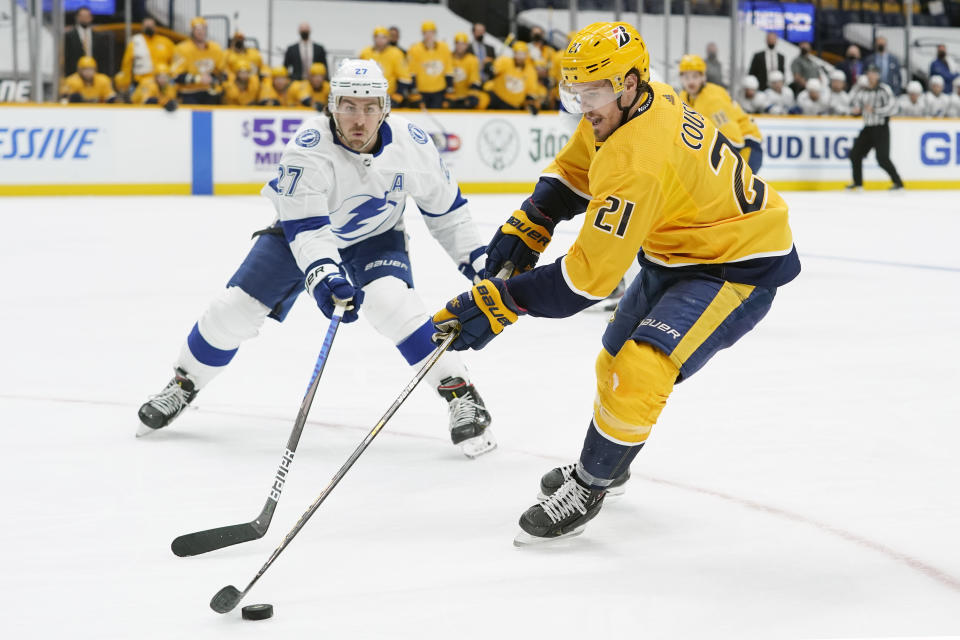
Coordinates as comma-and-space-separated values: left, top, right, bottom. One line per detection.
458, 430, 497, 459
135, 423, 157, 438
513, 524, 586, 547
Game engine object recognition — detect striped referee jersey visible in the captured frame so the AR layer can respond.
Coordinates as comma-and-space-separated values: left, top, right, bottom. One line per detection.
849, 82, 897, 126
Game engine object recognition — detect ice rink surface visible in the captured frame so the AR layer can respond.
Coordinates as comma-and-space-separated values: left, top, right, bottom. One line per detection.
2, 191, 959, 639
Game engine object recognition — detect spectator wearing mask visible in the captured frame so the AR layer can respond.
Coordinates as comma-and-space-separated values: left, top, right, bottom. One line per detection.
472, 23, 495, 81
446, 32, 486, 109
389, 26, 405, 54
796, 78, 829, 115
225, 31, 265, 79
737, 75, 769, 114
929, 45, 957, 89
790, 41, 820, 96
748, 31, 784, 91
60, 55, 116, 103
925, 75, 950, 117
838, 45, 863, 90
948, 77, 960, 117
764, 70, 795, 115
896, 81, 927, 117
132, 63, 178, 110
119, 17, 174, 88
65, 7, 110, 76
258, 66, 299, 107
407, 20, 454, 109
705, 42, 724, 86
865, 36, 902, 95
826, 69, 851, 115
284, 22, 327, 80
289, 62, 330, 109
485, 41, 543, 113
222, 60, 260, 106
171, 17, 226, 104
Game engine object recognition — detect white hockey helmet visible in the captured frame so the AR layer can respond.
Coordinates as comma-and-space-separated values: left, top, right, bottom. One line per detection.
328, 58, 391, 115
743, 74, 759, 91
829, 69, 846, 82
805, 78, 822, 93
768, 70, 785, 84
929, 74, 944, 87
907, 80, 922, 95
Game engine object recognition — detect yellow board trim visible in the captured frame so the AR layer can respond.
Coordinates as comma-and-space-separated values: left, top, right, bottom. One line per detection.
767, 180, 960, 191
0, 183, 191, 196
669, 282, 756, 369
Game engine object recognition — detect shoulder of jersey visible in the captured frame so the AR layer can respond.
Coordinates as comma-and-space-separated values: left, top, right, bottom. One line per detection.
287, 115, 334, 155
703, 82, 732, 103
386, 114, 435, 152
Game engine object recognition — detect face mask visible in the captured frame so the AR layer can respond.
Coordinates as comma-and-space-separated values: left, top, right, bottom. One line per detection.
877, 44, 885, 53
144, 26, 155, 37
532, 34, 543, 43
938, 51, 947, 59
300, 31, 310, 41
768, 42, 775, 50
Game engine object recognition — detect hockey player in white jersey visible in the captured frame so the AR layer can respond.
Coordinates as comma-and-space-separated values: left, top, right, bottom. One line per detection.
925, 75, 950, 117
138, 59, 496, 457
949, 77, 960, 117
826, 70, 851, 115
796, 78, 829, 115
736, 75, 769, 114
764, 70, 795, 114
897, 81, 928, 117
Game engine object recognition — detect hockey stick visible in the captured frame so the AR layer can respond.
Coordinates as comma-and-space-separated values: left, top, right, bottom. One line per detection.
171, 303, 347, 558
210, 329, 458, 613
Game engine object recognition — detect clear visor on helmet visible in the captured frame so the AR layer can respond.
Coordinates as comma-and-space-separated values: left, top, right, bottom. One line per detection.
330, 95, 386, 116
559, 79, 621, 114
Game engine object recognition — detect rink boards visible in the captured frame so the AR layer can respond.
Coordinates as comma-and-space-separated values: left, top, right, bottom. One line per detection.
1, 104, 958, 195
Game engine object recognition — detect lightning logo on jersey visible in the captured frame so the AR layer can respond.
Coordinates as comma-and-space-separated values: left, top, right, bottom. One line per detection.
332, 192, 403, 240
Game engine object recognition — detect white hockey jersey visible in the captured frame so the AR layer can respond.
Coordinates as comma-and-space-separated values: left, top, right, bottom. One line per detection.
896, 93, 927, 117
948, 93, 960, 117
737, 90, 769, 114
796, 89, 829, 115
262, 113, 482, 277
924, 91, 951, 117
764, 86, 795, 114
826, 89, 851, 115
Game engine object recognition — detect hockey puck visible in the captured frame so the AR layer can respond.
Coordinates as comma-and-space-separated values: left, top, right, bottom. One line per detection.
241, 604, 274, 621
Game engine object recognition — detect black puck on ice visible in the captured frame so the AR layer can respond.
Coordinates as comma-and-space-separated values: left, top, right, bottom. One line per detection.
241, 604, 274, 621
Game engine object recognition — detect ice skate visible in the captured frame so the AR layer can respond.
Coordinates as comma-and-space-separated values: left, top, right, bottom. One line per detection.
538, 462, 630, 500
437, 376, 495, 458
515, 469, 605, 546
136, 368, 198, 437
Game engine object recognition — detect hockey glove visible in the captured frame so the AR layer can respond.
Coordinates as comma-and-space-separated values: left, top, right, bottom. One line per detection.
483, 208, 553, 278
458, 246, 487, 284
432, 278, 522, 351
305, 260, 364, 323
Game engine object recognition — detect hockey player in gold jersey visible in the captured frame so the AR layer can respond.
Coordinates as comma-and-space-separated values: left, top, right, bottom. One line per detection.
60, 56, 117, 103
171, 16, 226, 104
259, 66, 301, 107
221, 60, 261, 106
679, 53, 764, 172
446, 32, 487, 109
360, 26, 412, 106
485, 41, 545, 112
407, 20, 454, 108
289, 62, 330, 108
224, 31, 265, 79
131, 63, 178, 110
433, 22, 800, 544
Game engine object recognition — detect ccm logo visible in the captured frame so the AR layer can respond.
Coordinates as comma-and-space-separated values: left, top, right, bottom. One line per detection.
505, 216, 549, 247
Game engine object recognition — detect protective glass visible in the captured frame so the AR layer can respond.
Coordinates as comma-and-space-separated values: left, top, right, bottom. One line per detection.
559, 79, 620, 113
330, 96, 385, 116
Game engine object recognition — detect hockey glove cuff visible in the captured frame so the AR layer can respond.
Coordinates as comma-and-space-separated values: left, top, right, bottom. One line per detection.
458, 246, 487, 284
432, 278, 523, 351
483, 208, 553, 278
305, 260, 364, 323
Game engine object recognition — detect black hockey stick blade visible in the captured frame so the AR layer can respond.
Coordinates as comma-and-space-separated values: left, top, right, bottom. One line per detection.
172, 521, 265, 557
210, 585, 244, 614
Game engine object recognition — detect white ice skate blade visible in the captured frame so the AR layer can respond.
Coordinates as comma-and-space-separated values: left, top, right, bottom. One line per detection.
135, 423, 157, 438
459, 430, 497, 459
513, 524, 586, 547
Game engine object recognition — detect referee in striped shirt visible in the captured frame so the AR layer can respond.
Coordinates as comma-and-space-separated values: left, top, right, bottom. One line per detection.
847, 63, 904, 191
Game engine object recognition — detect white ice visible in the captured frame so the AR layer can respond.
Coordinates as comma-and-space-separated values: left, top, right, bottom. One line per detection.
1, 191, 958, 639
